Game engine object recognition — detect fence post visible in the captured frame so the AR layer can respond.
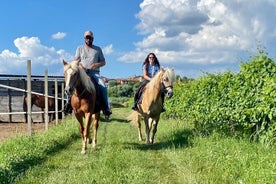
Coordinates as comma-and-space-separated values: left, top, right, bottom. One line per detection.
27, 60, 32, 136
61, 82, 65, 119
8, 81, 12, 122
55, 79, 58, 125
44, 70, 49, 130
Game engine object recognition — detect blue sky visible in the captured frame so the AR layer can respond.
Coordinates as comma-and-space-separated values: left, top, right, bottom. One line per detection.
1, 0, 275, 79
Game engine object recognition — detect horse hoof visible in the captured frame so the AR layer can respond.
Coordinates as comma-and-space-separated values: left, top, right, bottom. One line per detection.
81, 150, 86, 154
92, 142, 96, 148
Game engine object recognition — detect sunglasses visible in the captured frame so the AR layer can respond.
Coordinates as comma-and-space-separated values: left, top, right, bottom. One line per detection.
149, 56, 155, 59
85, 35, 93, 40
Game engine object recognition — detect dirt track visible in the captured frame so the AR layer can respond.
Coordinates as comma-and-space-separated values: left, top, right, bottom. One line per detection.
0, 122, 52, 143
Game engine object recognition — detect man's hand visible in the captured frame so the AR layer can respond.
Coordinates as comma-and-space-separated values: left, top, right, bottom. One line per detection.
90, 63, 98, 70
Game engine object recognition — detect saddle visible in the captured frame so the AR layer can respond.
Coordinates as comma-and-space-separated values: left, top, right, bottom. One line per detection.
136, 84, 165, 105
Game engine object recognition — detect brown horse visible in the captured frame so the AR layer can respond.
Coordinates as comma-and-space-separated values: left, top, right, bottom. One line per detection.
128, 68, 175, 144
23, 94, 56, 123
63, 59, 101, 154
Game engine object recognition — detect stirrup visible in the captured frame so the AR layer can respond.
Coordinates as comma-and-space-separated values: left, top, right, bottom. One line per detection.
104, 110, 112, 116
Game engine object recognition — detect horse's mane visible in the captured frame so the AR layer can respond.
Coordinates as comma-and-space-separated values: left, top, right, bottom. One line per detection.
147, 68, 175, 89
164, 68, 176, 83
69, 60, 95, 93
148, 69, 163, 89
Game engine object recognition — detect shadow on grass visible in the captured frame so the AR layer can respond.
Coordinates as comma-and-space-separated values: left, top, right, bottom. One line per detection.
123, 128, 194, 151
111, 103, 126, 108
109, 117, 129, 123
99, 116, 129, 123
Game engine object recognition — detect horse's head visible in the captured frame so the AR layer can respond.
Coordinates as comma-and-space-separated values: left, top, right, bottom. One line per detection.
63, 60, 80, 96
161, 68, 175, 98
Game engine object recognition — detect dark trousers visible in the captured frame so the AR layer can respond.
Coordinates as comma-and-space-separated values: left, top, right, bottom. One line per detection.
134, 80, 149, 103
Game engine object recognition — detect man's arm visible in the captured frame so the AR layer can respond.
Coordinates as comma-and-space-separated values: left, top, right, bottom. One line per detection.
90, 60, 106, 70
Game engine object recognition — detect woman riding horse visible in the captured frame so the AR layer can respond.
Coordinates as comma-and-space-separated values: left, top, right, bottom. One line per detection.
129, 67, 175, 145
132, 53, 165, 112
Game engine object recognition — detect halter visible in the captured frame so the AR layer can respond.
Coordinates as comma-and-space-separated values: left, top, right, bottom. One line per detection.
162, 83, 173, 92
161, 70, 174, 97
64, 67, 78, 96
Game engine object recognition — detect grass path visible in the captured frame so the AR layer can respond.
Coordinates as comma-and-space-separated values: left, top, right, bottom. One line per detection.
11, 107, 276, 184
16, 108, 183, 184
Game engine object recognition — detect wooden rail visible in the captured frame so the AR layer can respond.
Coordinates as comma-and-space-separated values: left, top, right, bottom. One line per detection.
0, 60, 66, 135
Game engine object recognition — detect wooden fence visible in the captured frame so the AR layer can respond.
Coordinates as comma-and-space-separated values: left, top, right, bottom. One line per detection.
0, 60, 66, 135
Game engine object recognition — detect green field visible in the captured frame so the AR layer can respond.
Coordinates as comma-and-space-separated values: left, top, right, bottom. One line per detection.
0, 107, 275, 184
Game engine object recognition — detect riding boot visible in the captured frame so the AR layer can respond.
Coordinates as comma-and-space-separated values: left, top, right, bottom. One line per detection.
102, 97, 112, 122
131, 101, 138, 111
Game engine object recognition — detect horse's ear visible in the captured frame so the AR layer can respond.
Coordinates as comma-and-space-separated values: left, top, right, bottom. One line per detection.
62, 59, 68, 65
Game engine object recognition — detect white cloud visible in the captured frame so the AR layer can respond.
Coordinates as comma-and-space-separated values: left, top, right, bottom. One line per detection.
51, 32, 66, 39
120, 0, 276, 78
102, 44, 114, 55
0, 36, 73, 75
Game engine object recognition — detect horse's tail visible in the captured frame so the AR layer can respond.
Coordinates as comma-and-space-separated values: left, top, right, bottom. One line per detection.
127, 111, 141, 126
23, 94, 28, 122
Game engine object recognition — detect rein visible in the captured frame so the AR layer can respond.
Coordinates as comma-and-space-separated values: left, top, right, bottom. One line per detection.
74, 88, 88, 98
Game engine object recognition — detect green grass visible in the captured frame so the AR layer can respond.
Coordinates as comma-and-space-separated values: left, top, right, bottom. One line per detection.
0, 107, 275, 184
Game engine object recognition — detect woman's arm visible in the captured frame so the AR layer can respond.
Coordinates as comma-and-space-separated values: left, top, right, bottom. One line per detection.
143, 69, 151, 81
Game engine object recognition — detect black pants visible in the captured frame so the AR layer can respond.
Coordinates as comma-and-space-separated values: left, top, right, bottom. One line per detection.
134, 80, 149, 103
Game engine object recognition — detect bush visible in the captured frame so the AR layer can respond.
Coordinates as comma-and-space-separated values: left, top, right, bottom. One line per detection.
165, 50, 276, 147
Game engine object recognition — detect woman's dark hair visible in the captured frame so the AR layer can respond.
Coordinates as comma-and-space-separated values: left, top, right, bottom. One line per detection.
142, 53, 160, 72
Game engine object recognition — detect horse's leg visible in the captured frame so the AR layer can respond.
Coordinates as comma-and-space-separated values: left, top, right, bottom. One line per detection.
75, 114, 85, 153
82, 113, 92, 154
150, 117, 160, 144
144, 117, 151, 145
30, 104, 34, 123
25, 103, 34, 123
41, 108, 44, 123
50, 110, 54, 122
137, 114, 143, 141
91, 112, 100, 148
23, 98, 27, 123
148, 118, 154, 144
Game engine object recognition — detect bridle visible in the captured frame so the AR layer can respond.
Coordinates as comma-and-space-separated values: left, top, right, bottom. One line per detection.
65, 67, 79, 96
161, 73, 174, 98
65, 67, 92, 98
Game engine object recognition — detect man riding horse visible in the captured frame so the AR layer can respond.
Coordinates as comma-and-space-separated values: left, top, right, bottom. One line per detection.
64, 30, 112, 121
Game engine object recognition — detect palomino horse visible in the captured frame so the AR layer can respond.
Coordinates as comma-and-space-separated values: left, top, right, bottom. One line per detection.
128, 68, 175, 144
23, 94, 55, 123
63, 59, 101, 154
